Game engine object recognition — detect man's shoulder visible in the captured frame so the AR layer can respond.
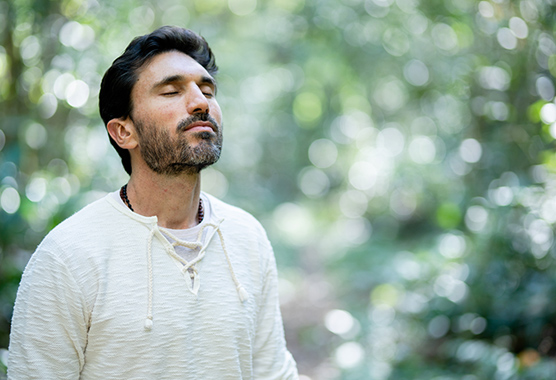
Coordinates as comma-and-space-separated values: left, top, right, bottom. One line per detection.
56, 194, 116, 226
205, 193, 267, 233
40, 194, 122, 247
206, 193, 257, 220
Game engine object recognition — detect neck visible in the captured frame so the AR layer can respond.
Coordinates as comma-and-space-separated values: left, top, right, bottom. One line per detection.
126, 169, 202, 229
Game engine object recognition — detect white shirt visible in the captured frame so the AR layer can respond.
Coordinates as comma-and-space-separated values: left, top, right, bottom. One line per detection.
8, 192, 298, 379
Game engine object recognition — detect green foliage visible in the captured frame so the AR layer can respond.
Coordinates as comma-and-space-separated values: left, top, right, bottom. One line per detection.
2, 0, 556, 378
436, 203, 462, 229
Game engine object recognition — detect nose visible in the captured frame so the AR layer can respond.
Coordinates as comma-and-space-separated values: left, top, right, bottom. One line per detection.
186, 84, 209, 115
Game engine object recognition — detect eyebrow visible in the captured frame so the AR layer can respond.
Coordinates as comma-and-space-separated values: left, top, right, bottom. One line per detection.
152, 74, 217, 92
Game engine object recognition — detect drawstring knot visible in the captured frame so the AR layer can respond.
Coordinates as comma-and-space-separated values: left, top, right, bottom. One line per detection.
144, 316, 153, 330
237, 285, 249, 302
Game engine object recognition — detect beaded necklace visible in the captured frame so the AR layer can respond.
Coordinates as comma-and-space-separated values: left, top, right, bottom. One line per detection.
119, 184, 204, 224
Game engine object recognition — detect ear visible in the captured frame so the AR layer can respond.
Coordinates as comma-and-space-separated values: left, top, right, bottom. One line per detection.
107, 117, 138, 150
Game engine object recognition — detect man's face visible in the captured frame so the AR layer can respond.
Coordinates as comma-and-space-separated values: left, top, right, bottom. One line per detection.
129, 51, 223, 175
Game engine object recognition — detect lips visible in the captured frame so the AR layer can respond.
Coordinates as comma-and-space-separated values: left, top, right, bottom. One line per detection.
183, 121, 216, 133
177, 113, 219, 134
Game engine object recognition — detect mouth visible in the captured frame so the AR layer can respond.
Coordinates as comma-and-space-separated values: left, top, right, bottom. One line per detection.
183, 121, 216, 133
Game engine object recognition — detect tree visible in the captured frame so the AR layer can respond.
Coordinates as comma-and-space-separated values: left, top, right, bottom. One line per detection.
2, 0, 556, 378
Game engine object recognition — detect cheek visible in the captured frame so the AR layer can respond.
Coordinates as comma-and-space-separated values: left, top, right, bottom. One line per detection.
211, 102, 222, 123
144, 105, 181, 127
156, 101, 179, 115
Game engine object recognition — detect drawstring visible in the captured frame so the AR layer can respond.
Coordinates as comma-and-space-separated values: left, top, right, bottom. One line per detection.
214, 227, 249, 302
144, 220, 248, 331
145, 228, 155, 330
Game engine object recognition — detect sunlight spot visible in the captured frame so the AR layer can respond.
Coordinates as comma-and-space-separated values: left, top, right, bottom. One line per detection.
26, 177, 47, 203
66, 80, 89, 108
228, 0, 257, 15
465, 205, 488, 232
459, 138, 482, 163
325, 309, 355, 335
509, 17, 528, 39
25, 123, 47, 149
497, 27, 517, 50
308, 139, 338, 168
409, 136, 436, 164
540, 103, 556, 124
439, 233, 466, 259
335, 342, 365, 369
1, 187, 20, 214
403, 59, 429, 86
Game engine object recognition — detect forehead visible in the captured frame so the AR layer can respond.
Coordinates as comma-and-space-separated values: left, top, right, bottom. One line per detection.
136, 50, 212, 86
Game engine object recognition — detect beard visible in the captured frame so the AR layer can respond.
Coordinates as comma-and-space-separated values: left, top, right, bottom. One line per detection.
134, 113, 223, 176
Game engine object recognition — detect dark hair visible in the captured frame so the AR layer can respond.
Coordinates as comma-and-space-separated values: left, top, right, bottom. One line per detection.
99, 26, 218, 174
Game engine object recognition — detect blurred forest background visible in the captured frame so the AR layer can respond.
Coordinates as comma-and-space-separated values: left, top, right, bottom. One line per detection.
1, 0, 556, 378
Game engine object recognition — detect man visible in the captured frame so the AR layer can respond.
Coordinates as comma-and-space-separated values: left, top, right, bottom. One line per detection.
8, 26, 298, 379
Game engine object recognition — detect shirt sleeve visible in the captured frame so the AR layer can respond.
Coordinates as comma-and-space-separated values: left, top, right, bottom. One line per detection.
252, 238, 299, 380
8, 245, 88, 380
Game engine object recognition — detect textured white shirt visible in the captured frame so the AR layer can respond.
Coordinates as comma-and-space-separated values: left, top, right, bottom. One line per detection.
8, 192, 298, 379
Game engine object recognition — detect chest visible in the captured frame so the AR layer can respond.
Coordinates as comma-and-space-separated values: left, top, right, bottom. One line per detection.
83, 236, 261, 352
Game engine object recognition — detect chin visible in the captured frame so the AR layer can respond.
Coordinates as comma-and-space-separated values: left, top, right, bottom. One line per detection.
196, 131, 214, 139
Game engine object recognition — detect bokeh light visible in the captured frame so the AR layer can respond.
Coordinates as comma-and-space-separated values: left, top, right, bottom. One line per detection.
3, 0, 556, 378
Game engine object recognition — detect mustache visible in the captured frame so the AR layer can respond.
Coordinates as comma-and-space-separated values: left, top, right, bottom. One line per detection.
176, 113, 219, 132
